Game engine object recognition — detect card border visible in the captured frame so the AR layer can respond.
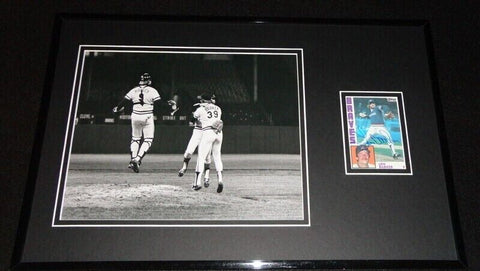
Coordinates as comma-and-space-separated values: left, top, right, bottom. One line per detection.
339, 90, 413, 176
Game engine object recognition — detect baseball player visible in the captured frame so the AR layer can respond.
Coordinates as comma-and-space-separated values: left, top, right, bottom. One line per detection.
358, 99, 400, 159
178, 94, 216, 187
191, 93, 224, 193
352, 145, 375, 168
113, 72, 176, 173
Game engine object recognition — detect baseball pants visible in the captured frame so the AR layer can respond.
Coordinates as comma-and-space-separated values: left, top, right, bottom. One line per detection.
130, 114, 154, 158
185, 128, 211, 164
359, 124, 393, 145
195, 130, 223, 173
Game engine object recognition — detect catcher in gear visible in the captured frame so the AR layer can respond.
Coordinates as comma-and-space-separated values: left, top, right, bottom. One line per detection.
113, 73, 177, 173
358, 99, 400, 159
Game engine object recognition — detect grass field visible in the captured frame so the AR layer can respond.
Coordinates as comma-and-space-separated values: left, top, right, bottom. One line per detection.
369, 144, 405, 162
60, 154, 305, 223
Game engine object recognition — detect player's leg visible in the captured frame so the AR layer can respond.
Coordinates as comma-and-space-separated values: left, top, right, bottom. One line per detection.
193, 145, 212, 190
136, 115, 154, 165
193, 133, 214, 190
211, 132, 224, 193
130, 138, 141, 160
137, 138, 153, 163
358, 126, 375, 145
203, 151, 212, 187
378, 127, 399, 158
129, 137, 141, 172
129, 115, 143, 173
179, 129, 202, 176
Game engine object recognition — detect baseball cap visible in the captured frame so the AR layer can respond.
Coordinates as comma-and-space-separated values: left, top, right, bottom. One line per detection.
197, 93, 213, 100
356, 145, 370, 155
368, 99, 375, 104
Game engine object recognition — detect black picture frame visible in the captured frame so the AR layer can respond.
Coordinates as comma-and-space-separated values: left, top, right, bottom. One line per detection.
12, 15, 465, 270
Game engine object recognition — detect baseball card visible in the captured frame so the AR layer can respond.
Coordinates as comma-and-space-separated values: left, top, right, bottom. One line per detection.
340, 91, 412, 175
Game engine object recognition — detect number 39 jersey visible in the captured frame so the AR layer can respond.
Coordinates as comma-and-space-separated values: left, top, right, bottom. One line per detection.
193, 103, 222, 129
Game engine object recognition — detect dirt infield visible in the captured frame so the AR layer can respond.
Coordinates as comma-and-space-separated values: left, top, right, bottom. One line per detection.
61, 154, 305, 223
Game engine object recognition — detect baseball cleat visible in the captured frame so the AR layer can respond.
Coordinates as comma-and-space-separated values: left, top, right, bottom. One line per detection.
192, 185, 202, 191
178, 168, 186, 177
129, 159, 139, 173
217, 182, 223, 193
204, 178, 210, 188
392, 153, 400, 159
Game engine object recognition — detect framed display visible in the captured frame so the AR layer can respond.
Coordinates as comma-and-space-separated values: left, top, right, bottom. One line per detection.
12, 15, 464, 269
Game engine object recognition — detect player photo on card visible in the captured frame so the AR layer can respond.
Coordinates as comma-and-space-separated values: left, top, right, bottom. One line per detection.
51, 46, 309, 227
340, 91, 412, 175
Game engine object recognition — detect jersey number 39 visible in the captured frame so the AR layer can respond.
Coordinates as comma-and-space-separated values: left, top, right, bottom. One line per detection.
207, 110, 218, 118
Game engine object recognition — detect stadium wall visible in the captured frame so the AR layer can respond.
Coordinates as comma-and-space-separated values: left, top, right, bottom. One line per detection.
71, 125, 300, 154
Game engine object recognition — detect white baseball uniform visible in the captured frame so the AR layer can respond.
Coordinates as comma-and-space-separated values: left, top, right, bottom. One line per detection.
358, 105, 398, 158
184, 103, 211, 164
194, 103, 223, 174
124, 85, 160, 159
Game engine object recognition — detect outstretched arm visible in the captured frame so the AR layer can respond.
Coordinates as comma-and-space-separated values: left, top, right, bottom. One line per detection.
384, 111, 395, 119
167, 99, 179, 115
113, 98, 129, 113
153, 98, 178, 115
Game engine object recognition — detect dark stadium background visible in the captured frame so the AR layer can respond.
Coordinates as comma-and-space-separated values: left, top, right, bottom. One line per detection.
73, 53, 301, 154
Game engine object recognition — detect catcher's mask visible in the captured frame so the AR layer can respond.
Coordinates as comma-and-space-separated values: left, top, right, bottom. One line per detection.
139, 73, 152, 86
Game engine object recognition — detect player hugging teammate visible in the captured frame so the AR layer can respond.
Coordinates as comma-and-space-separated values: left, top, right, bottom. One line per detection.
112, 73, 177, 173
178, 94, 216, 181
181, 93, 224, 193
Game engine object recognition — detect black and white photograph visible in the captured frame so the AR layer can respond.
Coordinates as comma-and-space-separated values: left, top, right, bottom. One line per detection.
53, 46, 309, 226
